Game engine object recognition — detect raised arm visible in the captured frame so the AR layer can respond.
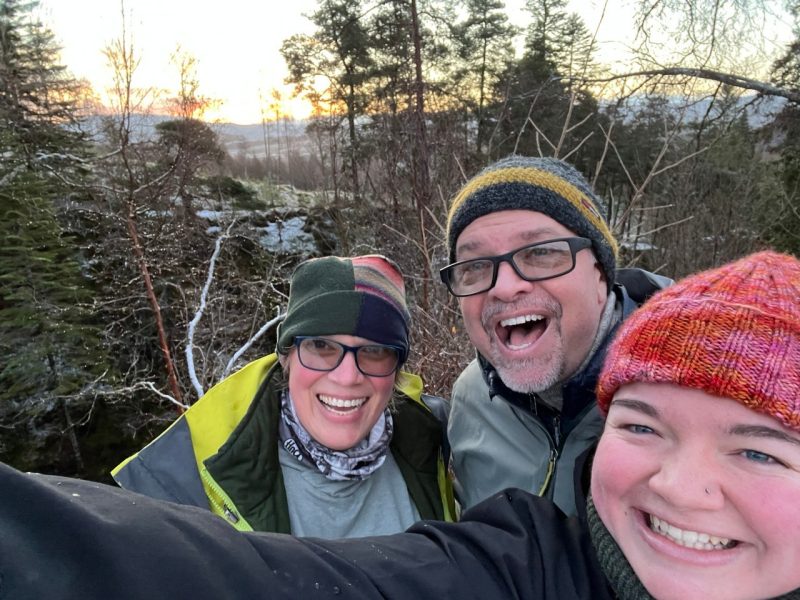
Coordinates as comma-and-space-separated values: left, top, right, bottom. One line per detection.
0, 462, 605, 599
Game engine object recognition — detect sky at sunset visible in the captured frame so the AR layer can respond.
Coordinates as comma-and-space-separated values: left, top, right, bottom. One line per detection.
36, 1, 791, 124
37, 0, 321, 123
37, 0, 625, 123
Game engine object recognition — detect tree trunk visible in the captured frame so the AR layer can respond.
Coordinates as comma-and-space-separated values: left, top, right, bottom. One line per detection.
125, 198, 184, 411
409, 0, 431, 311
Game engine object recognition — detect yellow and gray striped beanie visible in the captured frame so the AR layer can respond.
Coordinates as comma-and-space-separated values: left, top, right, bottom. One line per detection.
446, 156, 619, 286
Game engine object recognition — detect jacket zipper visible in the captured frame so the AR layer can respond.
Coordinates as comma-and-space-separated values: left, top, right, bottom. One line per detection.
528, 392, 562, 498
200, 468, 253, 531
552, 415, 562, 448
222, 505, 240, 524
535, 416, 562, 498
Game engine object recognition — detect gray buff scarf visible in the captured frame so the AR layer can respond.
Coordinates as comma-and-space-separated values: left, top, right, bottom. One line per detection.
587, 495, 800, 600
278, 390, 393, 481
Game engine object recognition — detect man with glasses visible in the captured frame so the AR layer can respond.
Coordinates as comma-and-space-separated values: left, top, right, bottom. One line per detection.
441, 156, 670, 515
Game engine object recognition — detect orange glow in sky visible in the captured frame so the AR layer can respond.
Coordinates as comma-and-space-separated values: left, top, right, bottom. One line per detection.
37, 0, 638, 124
37, 0, 319, 124
37, 0, 792, 124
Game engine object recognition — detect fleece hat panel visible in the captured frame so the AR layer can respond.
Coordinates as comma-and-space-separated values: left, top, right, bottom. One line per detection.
276, 255, 411, 362
446, 156, 619, 287
597, 251, 800, 433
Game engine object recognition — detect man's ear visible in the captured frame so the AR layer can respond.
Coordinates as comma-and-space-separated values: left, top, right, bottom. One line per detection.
595, 261, 609, 304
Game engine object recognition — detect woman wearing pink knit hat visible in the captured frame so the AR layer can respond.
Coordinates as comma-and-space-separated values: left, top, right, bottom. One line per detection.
1, 250, 799, 600
590, 249, 800, 599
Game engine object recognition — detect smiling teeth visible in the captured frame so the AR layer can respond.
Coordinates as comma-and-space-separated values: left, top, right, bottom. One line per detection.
650, 515, 736, 550
500, 314, 544, 327
318, 395, 367, 410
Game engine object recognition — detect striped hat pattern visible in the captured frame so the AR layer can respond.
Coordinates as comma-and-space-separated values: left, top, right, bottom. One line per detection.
351, 255, 409, 323
597, 251, 800, 432
276, 255, 411, 362
446, 156, 619, 286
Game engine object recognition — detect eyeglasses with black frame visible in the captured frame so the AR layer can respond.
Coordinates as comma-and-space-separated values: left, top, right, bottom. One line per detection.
293, 336, 403, 377
439, 237, 593, 297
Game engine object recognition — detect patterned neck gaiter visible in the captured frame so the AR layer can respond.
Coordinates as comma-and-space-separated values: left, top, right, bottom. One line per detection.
278, 390, 393, 481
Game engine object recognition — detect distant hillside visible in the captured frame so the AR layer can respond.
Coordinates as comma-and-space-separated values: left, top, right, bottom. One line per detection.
79, 94, 785, 163
214, 120, 313, 160
79, 114, 314, 160
603, 94, 787, 128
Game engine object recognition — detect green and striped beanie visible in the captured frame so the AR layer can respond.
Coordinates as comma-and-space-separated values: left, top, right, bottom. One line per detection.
276, 255, 411, 362
446, 156, 619, 286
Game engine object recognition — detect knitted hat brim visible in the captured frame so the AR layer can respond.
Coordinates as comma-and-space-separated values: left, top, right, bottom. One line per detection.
597, 297, 800, 432
276, 291, 409, 361
446, 163, 618, 287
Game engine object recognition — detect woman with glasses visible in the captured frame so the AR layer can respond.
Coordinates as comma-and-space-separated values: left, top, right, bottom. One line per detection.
113, 255, 455, 536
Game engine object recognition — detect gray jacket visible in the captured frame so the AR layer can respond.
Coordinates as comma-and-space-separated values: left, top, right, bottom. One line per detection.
449, 269, 671, 515
449, 357, 604, 515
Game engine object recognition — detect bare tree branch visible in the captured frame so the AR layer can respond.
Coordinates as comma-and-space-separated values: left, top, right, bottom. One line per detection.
185, 220, 236, 399
71, 372, 189, 411
139, 381, 187, 410
222, 310, 285, 379
581, 68, 800, 103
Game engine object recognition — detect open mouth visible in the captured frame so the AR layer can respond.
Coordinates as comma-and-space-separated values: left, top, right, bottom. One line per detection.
318, 394, 367, 414
649, 514, 738, 551
496, 314, 548, 349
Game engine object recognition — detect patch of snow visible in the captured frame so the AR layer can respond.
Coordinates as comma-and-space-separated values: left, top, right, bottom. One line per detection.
196, 210, 225, 221
621, 240, 656, 251
144, 209, 173, 218
258, 216, 317, 253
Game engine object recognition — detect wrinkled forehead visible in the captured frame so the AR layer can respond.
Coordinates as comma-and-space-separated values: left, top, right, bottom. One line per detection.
454, 210, 579, 257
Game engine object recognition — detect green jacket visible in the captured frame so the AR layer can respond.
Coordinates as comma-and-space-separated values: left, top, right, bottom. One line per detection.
113, 354, 456, 532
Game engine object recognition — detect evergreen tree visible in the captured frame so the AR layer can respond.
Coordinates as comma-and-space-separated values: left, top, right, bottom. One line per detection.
363, 0, 455, 178
0, 178, 102, 404
0, 0, 85, 171
523, 0, 568, 73
452, 0, 517, 157
154, 117, 225, 218
768, 0, 800, 255
281, 0, 373, 200
0, 0, 108, 473
491, 0, 599, 159
558, 13, 599, 83
649, 110, 775, 276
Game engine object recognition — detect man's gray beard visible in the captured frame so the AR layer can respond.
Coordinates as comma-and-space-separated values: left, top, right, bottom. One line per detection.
480, 296, 566, 393
489, 344, 566, 394
482, 289, 613, 397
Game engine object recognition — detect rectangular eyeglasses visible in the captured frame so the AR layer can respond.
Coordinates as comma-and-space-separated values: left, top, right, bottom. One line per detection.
439, 237, 592, 297
293, 336, 402, 377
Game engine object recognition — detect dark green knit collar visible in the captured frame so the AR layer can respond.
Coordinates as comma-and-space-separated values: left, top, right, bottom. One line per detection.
586, 495, 800, 600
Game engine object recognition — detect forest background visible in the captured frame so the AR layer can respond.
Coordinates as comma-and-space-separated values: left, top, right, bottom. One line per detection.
2, 0, 799, 481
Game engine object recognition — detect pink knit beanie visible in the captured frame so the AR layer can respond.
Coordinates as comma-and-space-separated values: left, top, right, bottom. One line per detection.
597, 251, 800, 432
